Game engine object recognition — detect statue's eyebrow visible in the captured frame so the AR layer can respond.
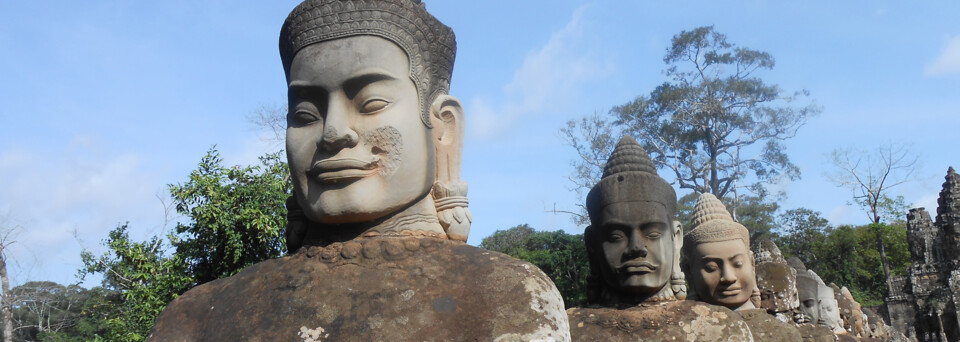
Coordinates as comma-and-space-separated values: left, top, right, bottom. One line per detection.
342, 70, 399, 97
700, 253, 747, 262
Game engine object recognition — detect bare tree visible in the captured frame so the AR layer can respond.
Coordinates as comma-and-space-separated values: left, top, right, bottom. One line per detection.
828, 142, 919, 283
0, 212, 20, 342
246, 103, 288, 144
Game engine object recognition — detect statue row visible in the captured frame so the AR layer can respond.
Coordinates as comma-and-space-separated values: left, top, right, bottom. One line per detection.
146, 0, 907, 340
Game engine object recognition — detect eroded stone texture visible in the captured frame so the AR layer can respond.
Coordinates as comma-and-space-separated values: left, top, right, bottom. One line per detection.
149, 236, 569, 341
567, 301, 753, 342
755, 261, 800, 323
797, 323, 838, 342
739, 308, 802, 341
833, 285, 866, 338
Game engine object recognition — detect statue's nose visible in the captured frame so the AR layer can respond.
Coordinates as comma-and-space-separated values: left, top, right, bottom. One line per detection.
320, 96, 359, 151
626, 234, 647, 257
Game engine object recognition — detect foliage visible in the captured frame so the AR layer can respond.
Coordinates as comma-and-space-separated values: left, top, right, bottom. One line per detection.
609, 26, 818, 203
78, 224, 191, 341
169, 148, 290, 285
775, 213, 910, 306
5, 281, 117, 342
77, 147, 291, 341
481, 225, 590, 308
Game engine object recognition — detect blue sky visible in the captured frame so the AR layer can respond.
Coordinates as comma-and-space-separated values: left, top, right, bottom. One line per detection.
1, 1, 958, 287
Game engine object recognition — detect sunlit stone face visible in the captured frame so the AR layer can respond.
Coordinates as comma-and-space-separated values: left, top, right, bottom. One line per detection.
687, 239, 756, 310
286, 36, 434, 224
797, 277, 820, 323
818, 286, 842, 330
594, 201, 674, 296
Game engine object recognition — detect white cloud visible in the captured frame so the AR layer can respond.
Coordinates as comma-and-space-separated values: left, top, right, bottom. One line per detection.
468, 5, 614, 139
924, 35, 960, 77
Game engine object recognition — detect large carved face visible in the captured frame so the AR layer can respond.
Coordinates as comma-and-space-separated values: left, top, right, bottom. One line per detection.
756, 262, 798, 313
592, 201, 674, 296
286, 36, 435, 224
687, 239, 756, 310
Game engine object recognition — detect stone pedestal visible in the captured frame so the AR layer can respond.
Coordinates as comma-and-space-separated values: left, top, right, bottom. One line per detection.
148, 236, 569, 341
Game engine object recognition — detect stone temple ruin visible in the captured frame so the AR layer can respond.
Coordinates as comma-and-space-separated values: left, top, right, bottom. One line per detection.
886, 167, 960, 341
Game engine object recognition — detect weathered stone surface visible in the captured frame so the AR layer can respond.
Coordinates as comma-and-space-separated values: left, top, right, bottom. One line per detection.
833, 285, 866, 337
567, 300, 753, 342
148, 236, 570, 341
739, 308, 802, 341
756, 262, 801, 322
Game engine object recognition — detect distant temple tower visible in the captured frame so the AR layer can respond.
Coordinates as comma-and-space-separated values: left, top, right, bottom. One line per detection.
886, 167, 960, 342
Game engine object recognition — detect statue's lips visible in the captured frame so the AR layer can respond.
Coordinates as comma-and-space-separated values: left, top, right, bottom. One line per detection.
719, 286, 742, 296
307, 158, 379, 182
619, 261, 656, 273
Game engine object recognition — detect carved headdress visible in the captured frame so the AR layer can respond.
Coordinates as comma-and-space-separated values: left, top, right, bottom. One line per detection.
585, 136, 676, 218
279, 0, 457, 128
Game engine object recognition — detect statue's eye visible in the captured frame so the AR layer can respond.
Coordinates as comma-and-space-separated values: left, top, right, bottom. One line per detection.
733, 260, 743, 268
703, 262, 719, 272
293, 110, 320, 125
646, 231, 661, 240
360, 98, 391, 114
607, 231, 625, 242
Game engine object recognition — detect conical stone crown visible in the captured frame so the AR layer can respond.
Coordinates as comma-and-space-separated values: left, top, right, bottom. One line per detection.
683, 193, 749, 248
689, 193, 734, 230
601, 136, 656, 178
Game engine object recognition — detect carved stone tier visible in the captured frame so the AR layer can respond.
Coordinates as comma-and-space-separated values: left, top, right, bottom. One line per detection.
148, 236, 569, 341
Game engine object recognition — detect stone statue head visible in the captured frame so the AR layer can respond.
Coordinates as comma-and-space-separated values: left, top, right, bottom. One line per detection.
796, 270, 819, 324
837, 286, 866, 337
755, 262, 798, 314
818, 282, 843, 333
681, 193, 758, 311
584, 136, 685, 305
280, 0, 472, 249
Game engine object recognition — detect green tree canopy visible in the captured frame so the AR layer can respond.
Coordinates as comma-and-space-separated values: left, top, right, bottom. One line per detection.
481, 225, 589, 308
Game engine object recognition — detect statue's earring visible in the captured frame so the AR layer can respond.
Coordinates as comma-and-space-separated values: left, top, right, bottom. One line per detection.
671, 220, 687, 300
750, 286, 762, 308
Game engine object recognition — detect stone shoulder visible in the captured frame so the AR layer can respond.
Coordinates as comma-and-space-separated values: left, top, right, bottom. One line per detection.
149, 237, 570, 341
567, 300, 753, 342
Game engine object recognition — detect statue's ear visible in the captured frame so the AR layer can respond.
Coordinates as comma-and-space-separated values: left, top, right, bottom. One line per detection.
429, 95, 470, 241
429, 95, 465, 182
673, 220, 683, 250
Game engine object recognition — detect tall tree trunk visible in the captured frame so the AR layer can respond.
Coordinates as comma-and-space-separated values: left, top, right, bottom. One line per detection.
873, 222, 892, 292
0, 254, 13, 342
